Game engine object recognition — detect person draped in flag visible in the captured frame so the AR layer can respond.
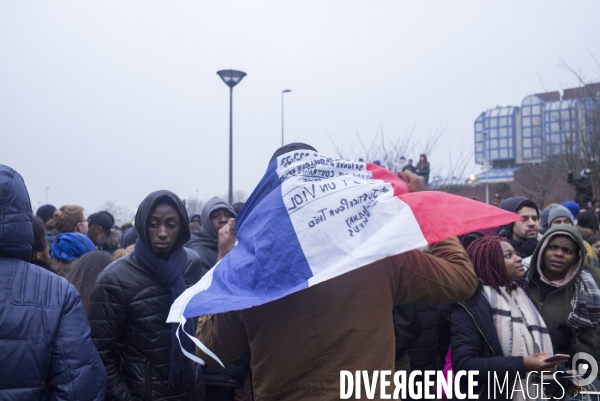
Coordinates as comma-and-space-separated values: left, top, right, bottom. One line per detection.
194, 143, 480, 401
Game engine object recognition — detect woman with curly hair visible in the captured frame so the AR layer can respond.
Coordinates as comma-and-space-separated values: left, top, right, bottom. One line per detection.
450, 236, 559, 400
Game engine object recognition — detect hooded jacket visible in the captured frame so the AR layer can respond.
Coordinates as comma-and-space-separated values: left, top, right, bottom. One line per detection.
89, 190, 205, 401
498, 196, 539, 258
0, 165, 106, 401
185, 197, 236, 273
526, 225, 597, 358
185, 198, 249, 389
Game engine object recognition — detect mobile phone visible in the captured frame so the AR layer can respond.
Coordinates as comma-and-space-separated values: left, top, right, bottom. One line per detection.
542, 354, 570, 363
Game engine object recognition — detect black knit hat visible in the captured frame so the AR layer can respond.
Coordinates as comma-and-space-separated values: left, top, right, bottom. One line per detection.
36, 204, 56, 224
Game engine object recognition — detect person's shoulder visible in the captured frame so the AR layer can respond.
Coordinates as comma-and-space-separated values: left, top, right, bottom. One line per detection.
185, 247, 202, 263
95, 253, 140, 286
3, 257, 75, 308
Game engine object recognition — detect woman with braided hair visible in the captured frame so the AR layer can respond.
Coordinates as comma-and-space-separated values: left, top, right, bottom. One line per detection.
449, 236, 561, 400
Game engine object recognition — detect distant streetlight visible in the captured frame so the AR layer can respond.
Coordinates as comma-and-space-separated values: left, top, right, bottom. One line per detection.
217, 69, 247, 205
281, 89, 291, 147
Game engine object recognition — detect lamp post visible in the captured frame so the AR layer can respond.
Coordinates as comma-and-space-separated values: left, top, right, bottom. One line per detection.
482, 131, 490, 204
281, 89, 291, 147
217, 69, 247, 205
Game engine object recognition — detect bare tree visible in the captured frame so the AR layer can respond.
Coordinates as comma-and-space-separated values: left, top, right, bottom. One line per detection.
329, 126, 445, 172
429, 148, 473, 193
512, 157, 573, 208
557, 61, 600, 203
98, 201, 135, 226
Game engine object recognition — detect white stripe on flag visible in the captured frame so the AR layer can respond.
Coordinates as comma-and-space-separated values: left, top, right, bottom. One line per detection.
167, 263, 215, 323
307, 195, 427, 287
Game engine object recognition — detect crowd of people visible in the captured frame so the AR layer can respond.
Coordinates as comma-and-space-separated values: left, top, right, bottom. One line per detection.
1, 145, 600, 400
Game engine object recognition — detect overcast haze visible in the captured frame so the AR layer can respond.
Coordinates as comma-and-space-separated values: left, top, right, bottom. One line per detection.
2, 1, 599, 218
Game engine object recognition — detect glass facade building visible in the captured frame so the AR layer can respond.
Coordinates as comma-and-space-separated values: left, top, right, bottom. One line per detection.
474, 106, 517, 165
474, 83, 599, 182
543, 99, 579, 157
520, 95, 544, 161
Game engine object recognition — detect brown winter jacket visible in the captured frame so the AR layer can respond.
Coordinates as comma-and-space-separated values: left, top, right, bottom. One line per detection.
196, 237, 476, 401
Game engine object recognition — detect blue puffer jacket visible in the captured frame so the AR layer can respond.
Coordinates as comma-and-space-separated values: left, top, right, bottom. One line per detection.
0, 164, 107, 400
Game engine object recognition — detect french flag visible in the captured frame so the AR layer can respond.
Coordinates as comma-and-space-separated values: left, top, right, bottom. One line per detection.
168, 150, 519, 365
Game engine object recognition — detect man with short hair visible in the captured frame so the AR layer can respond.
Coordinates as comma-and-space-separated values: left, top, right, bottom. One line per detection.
36, 204, 56, 230
499, 196, 540, 258
0, 165, 106, 400
37, 204, 59, 247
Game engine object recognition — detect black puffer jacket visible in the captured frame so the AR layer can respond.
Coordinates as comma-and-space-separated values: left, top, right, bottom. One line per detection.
394, 302, 442, 371
0, 164, 107, 401
89, 191, 205, 401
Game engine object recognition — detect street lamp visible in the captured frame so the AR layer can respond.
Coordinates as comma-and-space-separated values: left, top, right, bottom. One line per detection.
217, 69, 247, 205
281, 89, 291, 147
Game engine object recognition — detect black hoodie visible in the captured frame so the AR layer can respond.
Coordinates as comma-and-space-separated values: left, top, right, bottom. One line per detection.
89, 190, 205, 401
135, 190, 191, 253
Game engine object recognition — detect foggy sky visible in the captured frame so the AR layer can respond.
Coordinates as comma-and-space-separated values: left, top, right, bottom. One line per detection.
2, 1, 599, 219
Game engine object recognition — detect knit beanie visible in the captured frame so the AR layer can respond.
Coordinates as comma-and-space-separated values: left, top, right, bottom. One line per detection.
562, 201, 580, 222
548, 205, 573, 226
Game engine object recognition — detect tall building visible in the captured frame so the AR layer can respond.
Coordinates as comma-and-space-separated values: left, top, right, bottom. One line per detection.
473, 83, 600, 183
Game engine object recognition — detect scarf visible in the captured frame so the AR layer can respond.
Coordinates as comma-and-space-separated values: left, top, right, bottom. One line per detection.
50, 232, 95, 262
567, 270, 600, 330
484, 285, 553, 401
534, 229, 600, 330
134, 237, 194, 390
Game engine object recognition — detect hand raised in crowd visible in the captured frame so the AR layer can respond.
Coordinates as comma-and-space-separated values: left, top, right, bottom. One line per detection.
523, 353, 560, 373
396, 169, 426, 193
217, 217, 237, 262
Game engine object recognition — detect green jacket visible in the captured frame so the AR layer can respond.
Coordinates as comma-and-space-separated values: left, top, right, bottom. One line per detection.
526, 225, 597, 358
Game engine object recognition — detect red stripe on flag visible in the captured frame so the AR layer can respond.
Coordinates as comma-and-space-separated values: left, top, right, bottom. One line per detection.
367, 163, 519, 243
367, 163, 408, 196
399, 191, 520, 244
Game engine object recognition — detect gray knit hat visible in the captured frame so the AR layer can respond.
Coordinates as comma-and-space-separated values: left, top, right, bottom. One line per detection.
548, 205, 573, 226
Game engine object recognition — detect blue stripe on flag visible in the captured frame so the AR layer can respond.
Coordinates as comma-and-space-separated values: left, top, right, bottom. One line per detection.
183, 169, 314, 318
235, 159, 279, 228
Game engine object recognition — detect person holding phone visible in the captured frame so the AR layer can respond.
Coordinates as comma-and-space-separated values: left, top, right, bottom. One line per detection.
449, 236, 559, 400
